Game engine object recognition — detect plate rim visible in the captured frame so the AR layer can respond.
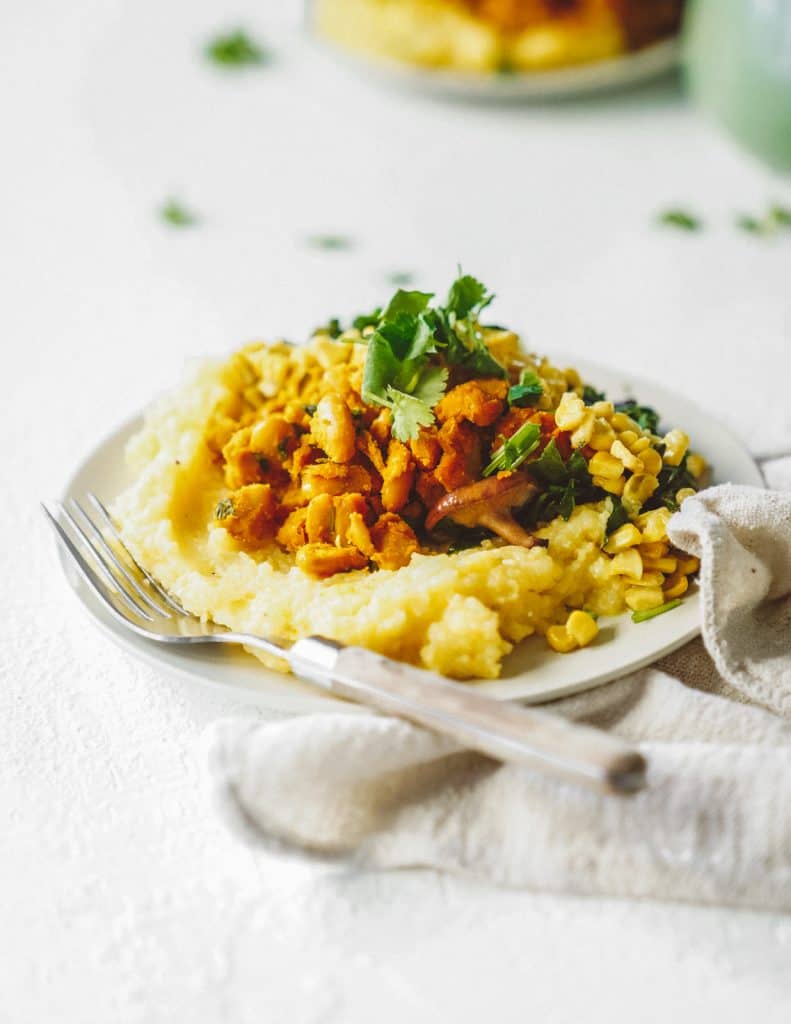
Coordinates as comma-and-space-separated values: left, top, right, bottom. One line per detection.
56, 354, 764, 711
310, 34, 680, 101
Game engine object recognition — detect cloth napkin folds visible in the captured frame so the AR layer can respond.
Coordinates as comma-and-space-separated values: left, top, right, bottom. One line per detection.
205, 479, 791, 911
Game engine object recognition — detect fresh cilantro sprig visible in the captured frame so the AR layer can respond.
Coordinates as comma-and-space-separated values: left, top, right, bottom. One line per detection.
507, 370, 543, 408
360, 273, 506, 441
483, 422, 541, 477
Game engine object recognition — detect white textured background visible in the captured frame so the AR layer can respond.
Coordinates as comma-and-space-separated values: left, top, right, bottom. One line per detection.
3, 1, 791, 1021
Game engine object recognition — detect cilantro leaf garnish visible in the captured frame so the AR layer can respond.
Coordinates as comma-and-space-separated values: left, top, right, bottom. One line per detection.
483, 422, 541, 477
205, 29, 268, 68
352, 308, 382, 332
508, 370, 543, 408
658, 209, 702, 232
314, 317, 342, 338
160, 199, 198, 228
359, 271, 506, 440
614, 399, 660, 435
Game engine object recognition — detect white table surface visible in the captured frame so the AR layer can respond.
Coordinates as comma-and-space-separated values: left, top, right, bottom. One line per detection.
3, 2, 790, 1021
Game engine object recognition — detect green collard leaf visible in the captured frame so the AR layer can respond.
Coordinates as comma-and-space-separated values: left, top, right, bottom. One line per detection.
614, 400, 660, 435
528, 438, 568, 485
605, 497, 630, 536
582, 384, 606, 405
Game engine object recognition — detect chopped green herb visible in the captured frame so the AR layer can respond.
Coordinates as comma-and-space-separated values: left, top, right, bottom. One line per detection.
524, 440, 598, 526
658, 209, 702, 232
307, 234, 353, 251
614, 400, 660, 435
360, 271, 506, 441
736, 214, 764, 235
770, 204, 791, 227
605, 497, 630, 536
159, 199, 198, 228
582, 385, 606, 405
385, 271, 415, 286
483, 422, 541, 477
736, 204, 791, 237
352, 308, 382, 332
205, 29, 268, 68
648, 454, 698, 512
215, 498, 234, 520
632, 599, 683, 623
508, 370, 543, 408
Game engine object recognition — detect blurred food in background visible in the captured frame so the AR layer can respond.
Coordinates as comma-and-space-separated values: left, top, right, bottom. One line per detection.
312, 0, 684, 75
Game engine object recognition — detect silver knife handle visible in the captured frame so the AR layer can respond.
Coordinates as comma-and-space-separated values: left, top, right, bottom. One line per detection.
289, 636, 645, 796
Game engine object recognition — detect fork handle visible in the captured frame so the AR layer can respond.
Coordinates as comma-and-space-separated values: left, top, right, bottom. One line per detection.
288, 637, 645, 796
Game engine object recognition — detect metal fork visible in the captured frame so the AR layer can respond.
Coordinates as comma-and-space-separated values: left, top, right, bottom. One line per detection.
43, 494, 646, 795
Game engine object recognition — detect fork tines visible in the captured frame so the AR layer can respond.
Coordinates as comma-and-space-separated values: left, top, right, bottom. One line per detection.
42, 494, 185, 627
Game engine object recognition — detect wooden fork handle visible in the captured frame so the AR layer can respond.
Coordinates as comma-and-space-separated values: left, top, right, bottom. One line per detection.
289, 637, 646, 796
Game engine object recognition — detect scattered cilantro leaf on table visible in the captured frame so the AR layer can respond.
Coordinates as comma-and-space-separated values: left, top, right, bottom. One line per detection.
658, 209, 702, 232
307, 234, 353, 251
736, 203, 791, 237
159, 199, 199, 228
205, 29, 269, 68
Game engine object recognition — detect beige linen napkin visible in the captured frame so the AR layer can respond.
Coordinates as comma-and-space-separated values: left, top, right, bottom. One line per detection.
205, 480, 791, 911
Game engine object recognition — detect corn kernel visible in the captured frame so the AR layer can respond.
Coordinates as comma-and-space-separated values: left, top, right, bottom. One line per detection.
565, 368, 582, 387
591, 400, 614, 418
662, 429, 689, 467
642, 556, 678, 574
618, 430, 639, 448
639, 448, 663, 476
676, 488, 697, 504
611, 412, 640, 433
611, 439, 644, 473
663, 573, 689, 600
624, 571, 664, 587
589, 418, 617, 452
554, 392, 586, 430
636, 508, 671, 543
625, 587, 665, 611
593, 474, 625, 496
589, 451, 623, 479
609, 549, 643, 579
570, 411, 596, 448
631, 436, 652, 454
686, 453, 707, 479
622, 474, 659, 518
546, 625, 578, 654
566, 610, 599, 648
604, 524, 642, 553
639, 541, 669, 559
676, 555, 700, 575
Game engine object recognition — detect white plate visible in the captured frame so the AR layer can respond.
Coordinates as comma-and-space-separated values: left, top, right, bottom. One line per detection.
316, 37, 680, 102
58, 357, 763, 712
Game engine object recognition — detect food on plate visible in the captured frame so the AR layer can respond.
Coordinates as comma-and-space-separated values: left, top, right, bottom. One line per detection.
313, 0, 684, 75
112, 272, 706, 680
